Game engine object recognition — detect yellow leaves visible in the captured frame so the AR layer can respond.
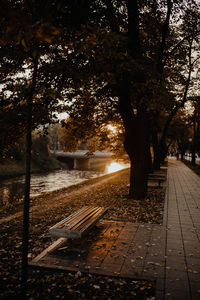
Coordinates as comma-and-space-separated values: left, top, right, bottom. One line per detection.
187, 269, 193, 273
21, 39, 30, 51
48, 89, 57, 99
0, 39, 7, 46
36, 24, 61, 44
51, 28, 61, 36
84, 34, 97, 46
84, 36, 90, 42
187, 268, 198, 273
136, 256, 144, 260
90, 41, 97, 46
36, 26, 46, 40
44, 37, 53, 43
21, 39, 26, 48
5, 104, 13, 110
20, 100, 27, 106
3, 22, 61, 48
141, 30, 148, 38
26, 58, 32, 65
49, 93, 56, 99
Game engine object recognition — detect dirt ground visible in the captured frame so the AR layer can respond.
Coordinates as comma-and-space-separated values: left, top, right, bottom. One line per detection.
0, 168, 166, 299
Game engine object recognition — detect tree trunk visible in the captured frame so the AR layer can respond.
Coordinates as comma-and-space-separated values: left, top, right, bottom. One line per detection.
124, 131, 149, 199
123, 114, 149, 199
117, 0, 148, 199
180, 150, 185, 160
160, 142, 168, 164
152, 128, 168, 170
152, 129, 161, 170
21, 57, 38, 299
191, 150, 196, 166
131, 119, 149, 199
118, 82, 149, 199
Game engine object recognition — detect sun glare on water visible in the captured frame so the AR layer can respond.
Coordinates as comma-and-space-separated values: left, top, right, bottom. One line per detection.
106, 161, 130, 174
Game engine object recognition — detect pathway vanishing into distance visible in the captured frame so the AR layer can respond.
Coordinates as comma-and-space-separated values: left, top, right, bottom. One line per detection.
154, 158, 200, 299
30, 158, 200, 300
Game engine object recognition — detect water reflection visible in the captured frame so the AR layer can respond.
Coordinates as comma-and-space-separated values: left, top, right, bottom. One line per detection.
30, 169, 101, 197
106, 161, 130, 173
0, 160, 129, 207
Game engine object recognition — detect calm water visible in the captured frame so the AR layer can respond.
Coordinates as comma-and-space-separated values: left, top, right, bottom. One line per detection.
0, 161, 129, 207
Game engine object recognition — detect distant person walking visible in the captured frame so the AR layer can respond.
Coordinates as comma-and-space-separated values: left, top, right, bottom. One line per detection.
176, 152, 179, 160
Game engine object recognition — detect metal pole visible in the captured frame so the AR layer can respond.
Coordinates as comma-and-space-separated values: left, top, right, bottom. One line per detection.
21, 101, 32, 298
21, 58, 38, 299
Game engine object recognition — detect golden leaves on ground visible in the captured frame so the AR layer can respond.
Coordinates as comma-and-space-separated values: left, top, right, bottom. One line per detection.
0, 170, 163, 298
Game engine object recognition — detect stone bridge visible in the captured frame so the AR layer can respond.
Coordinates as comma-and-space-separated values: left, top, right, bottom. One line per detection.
52, 150, 113, 169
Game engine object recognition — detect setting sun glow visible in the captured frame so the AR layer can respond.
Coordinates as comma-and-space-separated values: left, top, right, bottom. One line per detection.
106, 161, 129, 174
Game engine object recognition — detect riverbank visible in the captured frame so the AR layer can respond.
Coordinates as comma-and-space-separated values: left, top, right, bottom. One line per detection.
0, 155, 62, 180
0, 156, 113, 180
0, 168, 166, 299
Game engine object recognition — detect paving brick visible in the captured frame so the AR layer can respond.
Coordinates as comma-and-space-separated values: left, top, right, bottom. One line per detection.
164, 286, 190, 300
190, 281, 200, 300
187, 270, 200, 283
156, 289, 164, 300
165, 255, 186, 269
186, 256, 200, 268
143, 268, 165, 280
120, 261, 143, 278
101, 252, 125, 265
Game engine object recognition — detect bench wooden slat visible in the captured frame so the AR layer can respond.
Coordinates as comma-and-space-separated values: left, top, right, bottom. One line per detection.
74, 207, 104, 232
79, 207, 107, 235
148, 173, 166, 179
49, 206, 107, 239
49, 206, 88, 231
65, 207, 100, 231
50, 228, 82, 239
50, 206, 97, 231
71, 207, 103, 231
49, 206, 94, 234
148, 176, 165, 180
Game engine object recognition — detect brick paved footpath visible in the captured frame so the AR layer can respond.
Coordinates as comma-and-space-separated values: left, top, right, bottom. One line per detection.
155, 158, 200, 300
31, 158, 200, 300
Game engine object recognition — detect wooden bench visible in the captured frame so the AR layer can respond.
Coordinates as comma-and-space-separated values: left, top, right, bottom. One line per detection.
49, 206, 108, 240
148, 173, 166, 187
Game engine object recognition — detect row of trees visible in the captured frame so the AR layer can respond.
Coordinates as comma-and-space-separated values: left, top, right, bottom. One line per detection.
0, 2, 199, 297
0, 0, 200, 199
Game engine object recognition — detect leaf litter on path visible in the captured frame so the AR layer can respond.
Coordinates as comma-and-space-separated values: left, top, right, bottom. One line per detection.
0, 169, 165, 299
